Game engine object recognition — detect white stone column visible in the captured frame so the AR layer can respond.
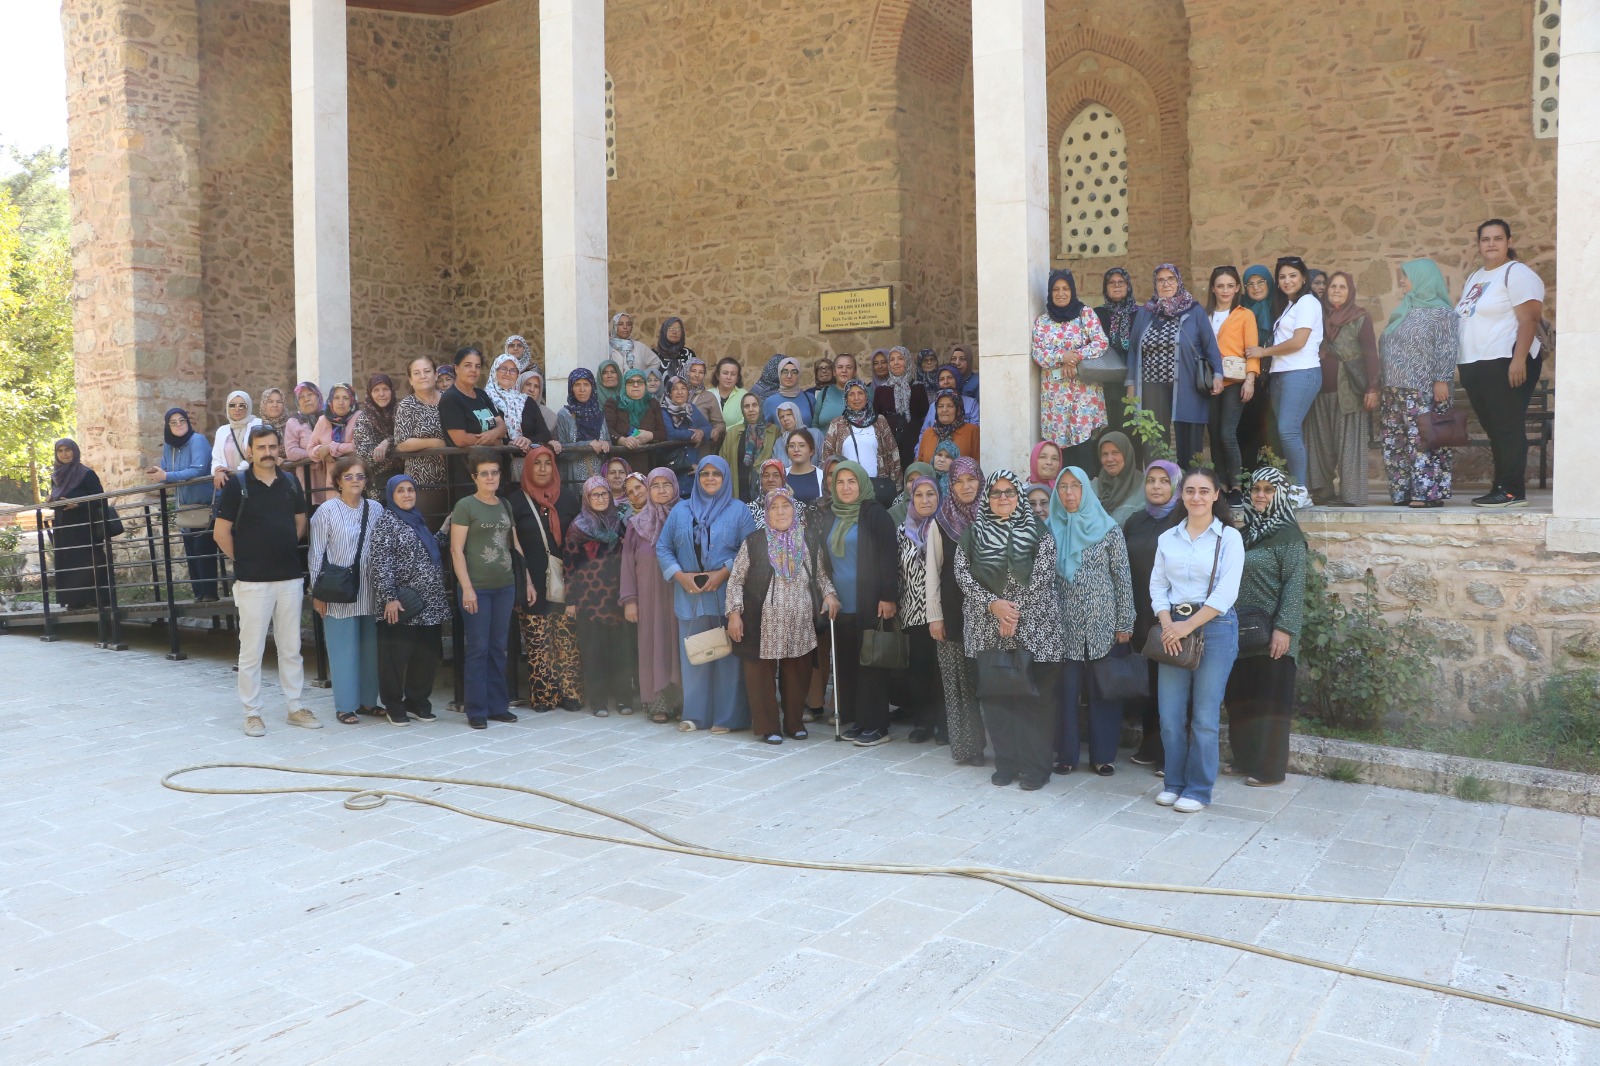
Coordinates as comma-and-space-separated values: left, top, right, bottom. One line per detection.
1549, 3, 1600, 552
540, 0, 609, 407
290, 0, 352, 389
970, 0, 1049, 475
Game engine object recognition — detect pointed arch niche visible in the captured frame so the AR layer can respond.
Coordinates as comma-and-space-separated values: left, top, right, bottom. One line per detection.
1057, 104, 1128, 258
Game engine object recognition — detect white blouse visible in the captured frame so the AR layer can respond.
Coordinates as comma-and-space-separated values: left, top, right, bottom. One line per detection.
842, 425, 880, 477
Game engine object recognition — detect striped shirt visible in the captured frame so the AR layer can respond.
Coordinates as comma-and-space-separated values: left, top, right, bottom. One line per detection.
308, 497, 382, 618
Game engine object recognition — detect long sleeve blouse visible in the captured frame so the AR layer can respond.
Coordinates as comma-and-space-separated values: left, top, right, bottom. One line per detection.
308, 416, 357, 503
954, 533, 1064, 662
562, 527, 624, 625
655, 501, 756, 620
211, 419, 263, 475
1031, 309, 1111, 447
308, 496, 383, 619
555, 408, 612, 489
821, 416, 903, 484
352, 410, 402, 500
1056, 528, 1136, 661
368, 510, 449, 626
724, 533, 835, 660
1237, 525, 1308, 660
283, 417, 316, 465
1380, 308, 1459, 392
1149, 518, 1243, 617
161, 433, 214, 507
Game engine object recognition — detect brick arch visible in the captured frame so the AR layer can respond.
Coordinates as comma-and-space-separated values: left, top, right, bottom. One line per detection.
866, 0, 971, 86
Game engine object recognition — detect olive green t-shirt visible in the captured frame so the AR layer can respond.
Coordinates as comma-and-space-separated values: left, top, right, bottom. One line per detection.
450, 494, 514, 590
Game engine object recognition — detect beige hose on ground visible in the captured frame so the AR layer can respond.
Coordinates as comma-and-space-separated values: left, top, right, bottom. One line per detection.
163, 762, 1600, 1031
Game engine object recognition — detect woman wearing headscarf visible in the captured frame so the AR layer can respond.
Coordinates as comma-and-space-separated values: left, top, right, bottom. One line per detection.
1094, 268, 1138, 435
1032, 268, 1113, 471
393, 357, 450, 522
1093, 430, 1143, 524
603, 456, 634, 507
897, 474, 946, 745
915, 389, 980, 466
1150, 468, 1244, 813
809, 459, 901, 746
518, 369, 561, 441
620, 470, 648, 518
748, 353, 787, 404
1308, 269, 1329, 301
1125, 263, 1225, 464
352, 373, 403, 500
1049, 466, 1135, 776
1305, 271, 1378, 506
656, 455, 755, 732
310, 455, 383, 725
915, 347, 942, 391
822, 380, 902, 506
308, 383, 359, 504
595, 359, 625, 410
1236, 265, 1277, 469
684, 357, 728, 448
931, 437, 962, 497
887, 462, 937, 524
609, 312, 661, 375
931, 457, 983, 761
258, 388, 290, 440
954, 469, 1064, 789
1380, 258, 1460, 506
1121, 459, 1184, 769
746, 459, 789, 528
562, 475, 634, 716
48, 438, 112, 609
370, 473, 449, 726
873, 347, 930, 470
485, 354, 539, 450
211, 390, 264, 488
656, 316, 695, 380
1026, 440, 1062, 489
284, 382, 322, 469
661, 375, 714, 495
510, 445, 583, 712
1224, 466, 1307, 788
773, 400, 825, 461
719, 392, 781, 501
726, 485, 833, 744
147, 409, 217, 602
503, 334, 533, 372
621, 467, 684, 723
759, 357, 814, 426
868, 349, 891, 389
556, 367, 612, 493
604, 368, 669, 456
918, 366, 982, 431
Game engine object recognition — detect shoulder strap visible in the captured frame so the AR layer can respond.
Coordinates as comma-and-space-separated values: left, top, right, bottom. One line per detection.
1205, 531, 1223, 599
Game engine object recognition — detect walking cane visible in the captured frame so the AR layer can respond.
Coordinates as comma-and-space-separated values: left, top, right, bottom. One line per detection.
830, 612, 844, 742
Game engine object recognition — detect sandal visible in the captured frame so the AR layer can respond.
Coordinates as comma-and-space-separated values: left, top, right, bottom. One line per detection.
592, 708, 609, 718
1052, 762, 1075, 775
762, 734, 783, 745
678, 721, 698, 732
650, 712, 671, 724
336, 711, 360, 725
788, 729, 808, 740
709, 726, 731, 735
1095, 763, 1115, 777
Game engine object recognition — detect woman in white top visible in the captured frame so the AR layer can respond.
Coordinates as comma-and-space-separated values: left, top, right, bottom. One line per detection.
211, 390, 264, 489
1148, 467, 1243, 813
309, 454, 384, 725
1244, 256, 1323, 491
1455, 218, 1546, 507
821, 379, 902, 507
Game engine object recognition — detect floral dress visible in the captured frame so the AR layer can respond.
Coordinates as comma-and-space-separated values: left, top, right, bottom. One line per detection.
1031, 310, 1111, 447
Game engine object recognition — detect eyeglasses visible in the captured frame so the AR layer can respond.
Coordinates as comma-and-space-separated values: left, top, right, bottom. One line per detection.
990, 489, 1020, 500
341, 473, 367, 482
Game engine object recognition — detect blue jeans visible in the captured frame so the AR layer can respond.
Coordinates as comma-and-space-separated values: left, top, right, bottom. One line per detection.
460, 585, 514, 724
1272, 367, 1322, 487
323, 614, 379, 713
1056, 657, 1122, 769
1157, 610, 1239, 805
181, 528, 219, 600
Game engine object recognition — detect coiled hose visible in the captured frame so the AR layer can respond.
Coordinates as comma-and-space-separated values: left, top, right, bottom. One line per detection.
163, 762, 1600, 1031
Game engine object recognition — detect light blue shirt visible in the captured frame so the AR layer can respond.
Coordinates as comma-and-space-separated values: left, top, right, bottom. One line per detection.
1149, 517, 1243, 616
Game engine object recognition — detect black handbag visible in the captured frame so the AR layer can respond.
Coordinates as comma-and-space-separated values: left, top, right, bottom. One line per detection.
394, 587, 426, 624
1091, 643, 1149, 701
859, 616, 910, 671
311, 499, 369, 604
977, 647, 1037, 699
1236, 606, 1275, 656
503, 500, 531, 611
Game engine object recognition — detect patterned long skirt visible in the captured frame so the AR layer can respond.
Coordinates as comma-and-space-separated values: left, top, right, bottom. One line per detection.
1380, 388, 1453, 504
520, 610, 583, 708
938, 641, 985, 763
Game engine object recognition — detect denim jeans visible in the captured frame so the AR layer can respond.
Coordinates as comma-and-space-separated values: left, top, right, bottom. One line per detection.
460, 584, 514, 724
1157, 610, 1239, 805
323, 613, 379, 713
1056, 657, 1122, 769
181, 527, 219, 600
1271, 367, 1322, 487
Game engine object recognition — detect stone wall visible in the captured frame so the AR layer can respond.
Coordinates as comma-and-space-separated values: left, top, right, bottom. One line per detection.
1302, 509, 1600, 719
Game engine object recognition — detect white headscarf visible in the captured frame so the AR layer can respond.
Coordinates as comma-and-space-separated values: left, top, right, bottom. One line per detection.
485, 354, 527, 429
502, 334, 532, 372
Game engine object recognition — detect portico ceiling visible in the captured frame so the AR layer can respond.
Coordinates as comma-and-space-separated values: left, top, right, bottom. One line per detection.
347, 0, 500, 14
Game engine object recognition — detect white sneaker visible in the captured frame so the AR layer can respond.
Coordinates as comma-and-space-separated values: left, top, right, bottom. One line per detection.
286, 709, 323, 730
1173, 797, 1206, 814
1155, 790, 1179, 807
244, 716, 265, 737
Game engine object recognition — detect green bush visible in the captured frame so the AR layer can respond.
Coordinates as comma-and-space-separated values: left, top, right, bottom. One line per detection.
1119, 396, 1174, 462
1298, 551, 1439, 732
1536, 669, 1600, 752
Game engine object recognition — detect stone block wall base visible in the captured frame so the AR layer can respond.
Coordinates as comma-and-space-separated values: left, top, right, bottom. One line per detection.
1287, 734, 1600, 816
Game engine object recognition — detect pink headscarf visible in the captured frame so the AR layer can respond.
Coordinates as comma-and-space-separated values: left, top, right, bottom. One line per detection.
627, 467, 680, 543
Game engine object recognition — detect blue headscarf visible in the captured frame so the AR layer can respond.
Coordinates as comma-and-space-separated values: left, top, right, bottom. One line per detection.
384, 473, 440, 566
1242, 265, 1274, 343
565, 367, 606, 439
1048, 466, 1118, 583
688, 455, 736, 563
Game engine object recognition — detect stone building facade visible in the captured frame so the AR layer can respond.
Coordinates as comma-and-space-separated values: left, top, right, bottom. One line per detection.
63, 0, 1558, 480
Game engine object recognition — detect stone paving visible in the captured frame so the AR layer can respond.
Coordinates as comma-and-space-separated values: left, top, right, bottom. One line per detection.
2, 627, 1598, 1065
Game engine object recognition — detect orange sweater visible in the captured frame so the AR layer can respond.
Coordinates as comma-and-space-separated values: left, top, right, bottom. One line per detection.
916, 422, 981, 465
1214, 306, 1260, 381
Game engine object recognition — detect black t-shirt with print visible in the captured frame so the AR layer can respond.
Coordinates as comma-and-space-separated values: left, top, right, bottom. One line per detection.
438, 385, 504, 498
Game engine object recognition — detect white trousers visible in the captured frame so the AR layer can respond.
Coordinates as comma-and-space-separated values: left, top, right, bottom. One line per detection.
235, 579, 306, 715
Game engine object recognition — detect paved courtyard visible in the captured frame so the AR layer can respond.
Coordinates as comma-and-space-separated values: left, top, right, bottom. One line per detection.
2, 626, 1598, 1065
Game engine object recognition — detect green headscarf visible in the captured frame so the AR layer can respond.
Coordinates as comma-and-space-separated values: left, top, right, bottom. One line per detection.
828, 459, 870, 558
596, 359, 624, 407
1242, 265, 1274, 346
1383, 258, 1454, 338
616, 369, 652, 431
888, 462, 938, 524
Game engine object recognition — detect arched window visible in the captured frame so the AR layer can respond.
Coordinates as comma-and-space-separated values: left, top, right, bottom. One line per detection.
605, 70, 618, 179
1533, 1, 1560, 139
1058, 105, 1128, 257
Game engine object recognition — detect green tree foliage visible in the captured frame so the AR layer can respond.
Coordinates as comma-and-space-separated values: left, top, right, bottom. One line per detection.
0, 147, 74, 502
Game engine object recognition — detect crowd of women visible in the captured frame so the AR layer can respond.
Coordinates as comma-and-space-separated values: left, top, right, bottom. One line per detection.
35, 217, 1538, 810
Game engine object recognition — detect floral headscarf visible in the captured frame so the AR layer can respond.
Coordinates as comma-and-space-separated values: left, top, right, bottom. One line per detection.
842, 380, 876, 429
1144, 263, 1198, 319
503, 333, 532, 372
485, 354, 527, 430
1098, 267, 1138, 352
574, 475, 623, 545
564, 368, 606, 440
763, 486, 805, 579
935, 456, 983, 539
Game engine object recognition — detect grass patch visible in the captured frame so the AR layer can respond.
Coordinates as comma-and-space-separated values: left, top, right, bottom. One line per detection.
1453, 775, 1495, 803
1325, 761, 1361, 784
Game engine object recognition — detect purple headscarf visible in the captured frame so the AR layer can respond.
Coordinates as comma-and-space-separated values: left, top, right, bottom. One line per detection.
574, 474, 623, 545
935, 457, 983, 539
1143, 460, 1183, 520
901, 475, 939, 547
628, 467, 680, 543
1144, 263, 1197, 319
